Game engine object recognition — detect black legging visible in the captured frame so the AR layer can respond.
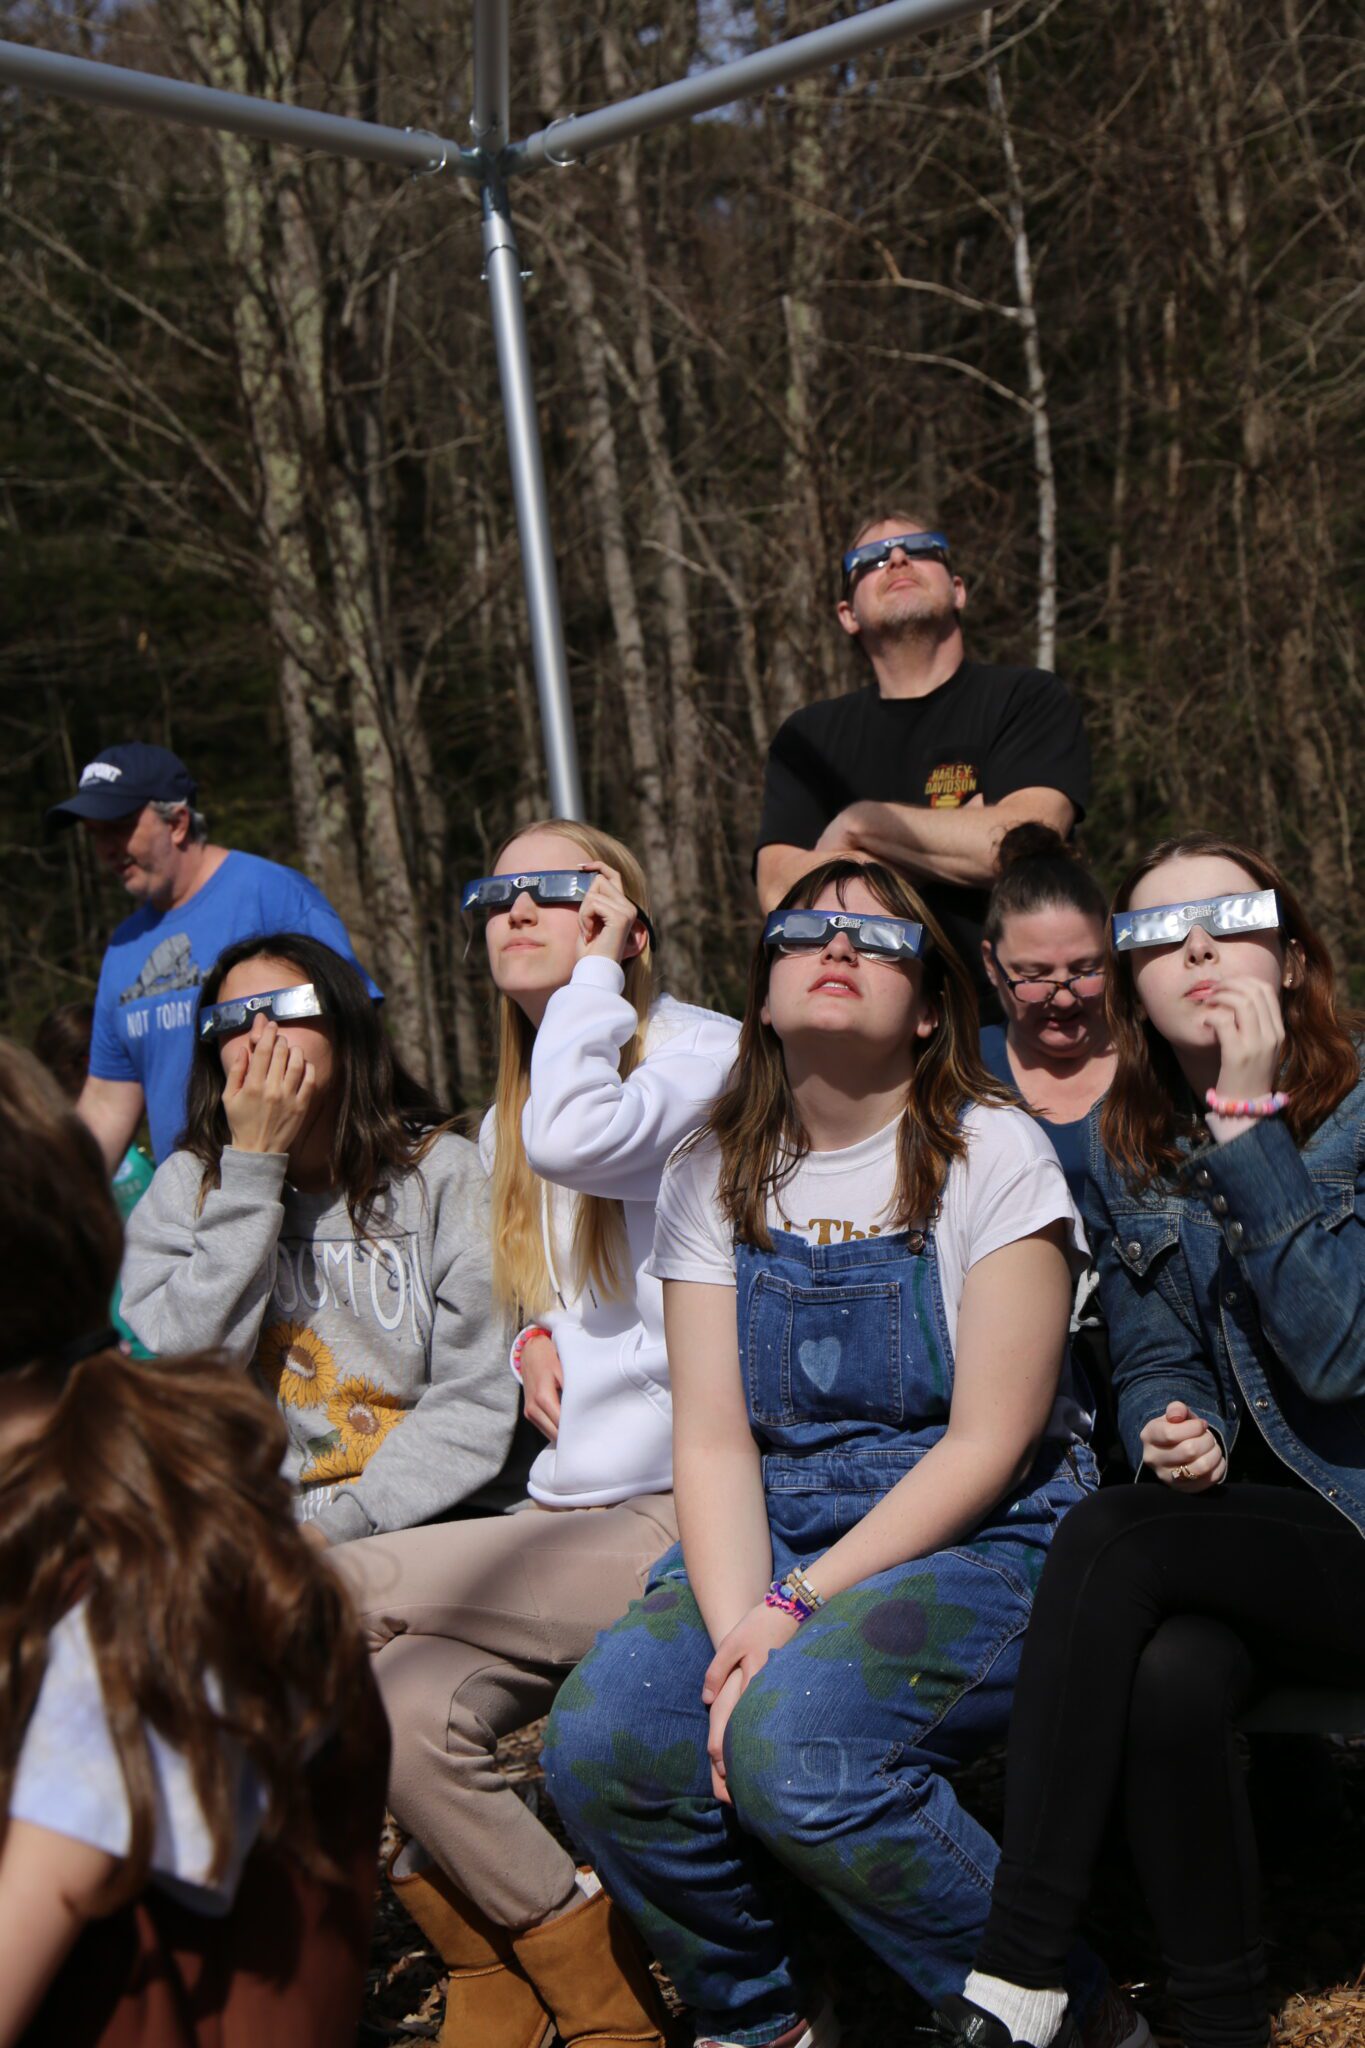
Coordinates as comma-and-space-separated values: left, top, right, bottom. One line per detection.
976, 1481, 1365, 2048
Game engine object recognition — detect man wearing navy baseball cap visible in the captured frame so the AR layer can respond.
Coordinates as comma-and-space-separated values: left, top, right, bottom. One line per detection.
48, 743, 379, 1169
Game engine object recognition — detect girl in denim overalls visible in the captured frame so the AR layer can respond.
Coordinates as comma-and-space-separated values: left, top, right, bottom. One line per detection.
544, 860, 1101, 2048
939, 834, 1365, 2048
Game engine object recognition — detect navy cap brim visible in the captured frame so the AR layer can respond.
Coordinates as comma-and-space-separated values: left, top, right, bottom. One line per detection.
46, 789, 147, 832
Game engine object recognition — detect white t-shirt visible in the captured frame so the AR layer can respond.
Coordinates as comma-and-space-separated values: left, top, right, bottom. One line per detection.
9, 1604, 267, 1917
650, 1101, 1087, 1362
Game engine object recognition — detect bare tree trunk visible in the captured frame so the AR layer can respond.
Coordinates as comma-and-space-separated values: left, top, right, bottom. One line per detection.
983, 15, 1057, 672
179, 0, 365, 945
533, 0, 681, 961
767, 67, 831, 726
598, 13, 704, 994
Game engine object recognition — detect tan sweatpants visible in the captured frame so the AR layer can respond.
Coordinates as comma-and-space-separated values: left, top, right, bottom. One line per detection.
333, 1492, 678, 1930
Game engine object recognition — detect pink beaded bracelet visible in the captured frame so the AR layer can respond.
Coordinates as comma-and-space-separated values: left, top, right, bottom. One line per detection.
1204, 1088, 1290, 1120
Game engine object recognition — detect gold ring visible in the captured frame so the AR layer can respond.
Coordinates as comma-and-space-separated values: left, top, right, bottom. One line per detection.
1172, 1464, 1190, 1481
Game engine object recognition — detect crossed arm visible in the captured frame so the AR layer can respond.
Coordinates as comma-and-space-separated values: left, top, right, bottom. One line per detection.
756, 786, 1076, 909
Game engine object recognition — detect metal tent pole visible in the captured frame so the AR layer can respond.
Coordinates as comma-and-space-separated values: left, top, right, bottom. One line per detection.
481, 177, 585, 821
0, 36, 469, 173
0, 0, 987, 822
506, 0, 978, 172
471, 0, 510, 154
473, 0, 582, 818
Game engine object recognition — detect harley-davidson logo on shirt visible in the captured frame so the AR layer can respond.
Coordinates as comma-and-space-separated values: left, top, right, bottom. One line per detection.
924, 761, 979, 807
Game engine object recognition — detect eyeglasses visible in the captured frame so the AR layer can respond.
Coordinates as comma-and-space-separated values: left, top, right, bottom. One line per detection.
990, 949, 1105, 1005
198, 984, 325, 1042
841, 530, 951, 597
461, 869, 657, 947
763, 909, 926, 962
1112, 889, 1280, 953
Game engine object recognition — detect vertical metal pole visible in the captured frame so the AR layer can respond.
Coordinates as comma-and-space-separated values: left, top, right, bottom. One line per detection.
471, 0, 509, 154
481, 177, 584, 820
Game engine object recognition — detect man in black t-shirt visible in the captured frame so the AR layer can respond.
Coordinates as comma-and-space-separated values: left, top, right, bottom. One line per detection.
754, 510, 1090, 995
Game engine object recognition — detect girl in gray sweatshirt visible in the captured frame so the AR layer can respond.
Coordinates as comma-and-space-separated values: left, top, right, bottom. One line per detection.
120, 932, 518, 1545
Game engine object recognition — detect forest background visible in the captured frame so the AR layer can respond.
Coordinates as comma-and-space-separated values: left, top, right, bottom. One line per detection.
2, 0, 1362, 1105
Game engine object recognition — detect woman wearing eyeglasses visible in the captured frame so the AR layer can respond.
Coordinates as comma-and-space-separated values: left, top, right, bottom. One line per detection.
930, 834, 1365, 2048
540, 859, 1128, 2048
119, 930, 521, 1542
979, 824, 1115, 1206
334, 818, 739, 2048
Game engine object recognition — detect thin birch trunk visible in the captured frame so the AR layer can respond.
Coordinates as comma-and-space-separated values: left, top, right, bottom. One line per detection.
983, 14, 1057, 672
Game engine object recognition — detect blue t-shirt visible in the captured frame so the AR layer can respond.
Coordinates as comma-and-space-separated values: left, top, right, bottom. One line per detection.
90, 851, 377, 1161
978, 1022, 1088, 1205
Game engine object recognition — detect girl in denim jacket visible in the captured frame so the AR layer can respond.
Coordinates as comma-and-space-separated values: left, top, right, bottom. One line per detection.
543, 859, 1109, 2048
933, 833, 1365, 2048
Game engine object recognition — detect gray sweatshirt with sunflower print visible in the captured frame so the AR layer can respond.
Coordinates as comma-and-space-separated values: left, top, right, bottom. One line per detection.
119, 1137, 521, 1544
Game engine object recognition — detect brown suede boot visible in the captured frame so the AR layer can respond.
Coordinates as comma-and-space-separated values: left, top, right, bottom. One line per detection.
387, 1848, 554, 2048
510, 1876, 672, 2046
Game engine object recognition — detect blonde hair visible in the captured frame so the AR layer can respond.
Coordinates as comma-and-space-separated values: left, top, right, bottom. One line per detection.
486, 819, 653, 1315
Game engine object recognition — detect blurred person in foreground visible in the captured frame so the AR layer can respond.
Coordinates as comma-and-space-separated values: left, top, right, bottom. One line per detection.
0, 1039, 387, 2047
46, 742, 376, 1171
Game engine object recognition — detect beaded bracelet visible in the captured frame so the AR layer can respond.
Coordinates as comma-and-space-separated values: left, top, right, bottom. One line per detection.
1204, 1089, 1290, 1120
764, 1584, 806, 1622
764, 1568, 826, 1625
783, 1564, 827, 1615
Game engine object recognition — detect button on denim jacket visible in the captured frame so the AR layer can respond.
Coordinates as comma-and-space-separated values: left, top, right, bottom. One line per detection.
1080, 1069, 1365, 1535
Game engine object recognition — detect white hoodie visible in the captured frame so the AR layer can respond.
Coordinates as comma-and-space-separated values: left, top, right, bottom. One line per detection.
479, 955, 739, 1507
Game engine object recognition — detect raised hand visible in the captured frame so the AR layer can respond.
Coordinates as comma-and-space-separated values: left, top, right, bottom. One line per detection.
576, 862, 647, 964
1140, 1399, 1227, 1492
1201, 975, 1286, 1137
222, 1020, 317, 1157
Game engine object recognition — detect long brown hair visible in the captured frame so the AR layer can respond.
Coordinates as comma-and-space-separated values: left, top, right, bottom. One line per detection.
485, 819, 653, 1315
703, 860, 1011, 1248
0, 1041, 375, 1908
1101, 834, 1362, 1189
181, 931, 450, 1233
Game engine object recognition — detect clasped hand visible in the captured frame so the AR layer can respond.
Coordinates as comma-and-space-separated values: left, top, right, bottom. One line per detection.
223, 1021, 316, 1156
520, 1334, 564, 1442
1140, 1399, 1228, 1492
700, 1601, 799, 1807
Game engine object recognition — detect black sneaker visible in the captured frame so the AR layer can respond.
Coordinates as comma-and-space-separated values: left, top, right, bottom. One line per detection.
915, 1994, 1082, 2048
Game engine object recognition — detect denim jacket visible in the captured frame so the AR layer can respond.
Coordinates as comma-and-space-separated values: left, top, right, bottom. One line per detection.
1080, 1069, 1365, 1536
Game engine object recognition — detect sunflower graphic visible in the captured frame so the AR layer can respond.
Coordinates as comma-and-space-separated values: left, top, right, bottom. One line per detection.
256, 1322, 338, 1408
325, 1376, 403, 1467
301, 1443, 359, 1487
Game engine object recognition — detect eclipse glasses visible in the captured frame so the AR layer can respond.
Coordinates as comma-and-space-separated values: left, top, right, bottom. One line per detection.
841, 530, 951, 597
1112, 889, 1281, 953
763, 908, 926, 962
461, 869, 657, 947
198, 983, 325, 1042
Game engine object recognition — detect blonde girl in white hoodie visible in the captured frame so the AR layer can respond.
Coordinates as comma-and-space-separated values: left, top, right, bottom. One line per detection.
335, 818, 738, 2048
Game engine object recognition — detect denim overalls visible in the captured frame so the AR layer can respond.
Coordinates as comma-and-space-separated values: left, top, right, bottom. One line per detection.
545, 1220, 1097, 2045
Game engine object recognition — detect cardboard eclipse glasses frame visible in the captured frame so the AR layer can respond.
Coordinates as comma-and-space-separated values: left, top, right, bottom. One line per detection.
1112, 889, 1281, 953
198, 983, 325, 1042
461, 869, 657, 949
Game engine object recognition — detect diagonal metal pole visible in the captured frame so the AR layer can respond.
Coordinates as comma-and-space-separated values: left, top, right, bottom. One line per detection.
506, 0, 979, 172
0, 36, 471, 173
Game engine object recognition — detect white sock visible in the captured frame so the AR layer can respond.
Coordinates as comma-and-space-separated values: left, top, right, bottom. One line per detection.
962, 1970, 1068, 2046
